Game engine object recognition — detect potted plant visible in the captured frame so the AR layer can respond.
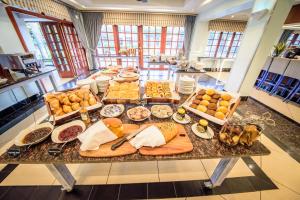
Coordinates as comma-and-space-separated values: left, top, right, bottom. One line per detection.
273, 42, 286, 57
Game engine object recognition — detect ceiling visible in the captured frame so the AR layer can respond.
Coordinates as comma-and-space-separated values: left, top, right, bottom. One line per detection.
220, 9, 251, 21
60, 0, 224, 14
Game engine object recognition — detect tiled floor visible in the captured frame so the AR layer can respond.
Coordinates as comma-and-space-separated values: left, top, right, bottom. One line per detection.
0, 71, 299, 199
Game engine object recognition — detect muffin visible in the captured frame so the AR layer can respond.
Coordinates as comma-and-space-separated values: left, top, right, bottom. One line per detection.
192, 99, 201, 105
207, 103, 217, 110
202, 94, 211, 101
206, 109, 216, 116
195, 95, 203, 100
198, 89, 206, 95
200, 100, 210, 106
190, 103, 198, 109
217, 106, 228, 114
209, 99, 218, 103
212, 94, 221, 99
197, 105, 207, 113
215, 111, 225, 120
206, 89, 215, 96
221, 94, 232, 101
219, 100, 230, 107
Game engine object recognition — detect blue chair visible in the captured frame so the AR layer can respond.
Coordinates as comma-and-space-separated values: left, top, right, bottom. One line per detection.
255, 56, 273, 88
258, 57, 290, 93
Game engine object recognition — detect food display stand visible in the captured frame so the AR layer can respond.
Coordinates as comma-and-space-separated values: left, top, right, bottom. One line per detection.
0, 75, 270, 192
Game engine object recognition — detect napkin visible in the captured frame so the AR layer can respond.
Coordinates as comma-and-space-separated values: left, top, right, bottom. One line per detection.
78, 121, 117, 151
129, 125, 166, 149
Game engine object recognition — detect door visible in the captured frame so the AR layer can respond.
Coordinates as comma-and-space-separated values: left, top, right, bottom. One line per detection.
40, 22, 75, 78
61, 23, 89, 76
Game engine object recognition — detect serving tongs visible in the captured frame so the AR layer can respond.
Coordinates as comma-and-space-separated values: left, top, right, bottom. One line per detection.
48, 142, 68, 156
7, 144, 33, 158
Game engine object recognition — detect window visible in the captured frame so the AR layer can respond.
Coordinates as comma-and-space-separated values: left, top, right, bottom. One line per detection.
205, 31, 243, 58
96, 25, 117, 67
118, 25, 138, 67
165, 27, 184, 56
143, 26, 162, 57
286, 33, 300, 47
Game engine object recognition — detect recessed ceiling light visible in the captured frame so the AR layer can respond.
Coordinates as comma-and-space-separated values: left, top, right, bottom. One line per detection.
201, 0, 212, 6
231, 15, 234, 18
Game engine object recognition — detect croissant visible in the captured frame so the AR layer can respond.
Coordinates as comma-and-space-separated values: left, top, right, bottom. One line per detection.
80, 100, 89, 107
49, 99, 60, 110
61, 97, 72, 106
54, 108, 64, 116
63, 105, 73, 113
71, 102, 80, 111
69, 94, 81, 103
88, 96, 97, 106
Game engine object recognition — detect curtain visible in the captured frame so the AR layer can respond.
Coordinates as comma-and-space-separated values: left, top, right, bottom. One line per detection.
82, 12, 104, 68
103, 12, 185, 26
67, 7, 93, 69
278, 29, 293, 43
184, 15, 196, 59
208, 20, 247, 32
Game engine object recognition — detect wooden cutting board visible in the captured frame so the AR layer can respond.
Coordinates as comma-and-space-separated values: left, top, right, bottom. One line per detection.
139, 124, 193, 156
79, 124, 139, 158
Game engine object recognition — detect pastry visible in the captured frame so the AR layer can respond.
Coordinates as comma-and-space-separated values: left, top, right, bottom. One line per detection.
200, 100, 210, 106
198, 89, 206, 95
197, 105, 207, 113
71, 102, 80, 111
192, 99, 201, 105
190, 103, 198, 109
61, 97, 72, 106
219, 100, 230, 107
151, 105, 173, 118
221, 94, 232, 101
195, 95, 203, 100
127, 106, 150, 121
206, 109, 216, 116
156, 122, 177, 143
102, 118, 124, 138
209, 99, 218, 103
215, 111, 225, 120
207, 103, 217, 110
202, 94, 211, 101
145, 81, 172, 98
49, 98, 60, 110
80, 100, 90, 107
88, 95, 97, 106
69, 94, 81, 103
217, 106, 228, 114
212, 94, 221, 99
63, 105, 72, 113
206, 89, 215, 96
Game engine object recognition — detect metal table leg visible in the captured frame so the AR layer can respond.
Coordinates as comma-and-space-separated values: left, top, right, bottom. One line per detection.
204, 157, 239, 188
49, 74, 58, 92
46, 164, 76, 192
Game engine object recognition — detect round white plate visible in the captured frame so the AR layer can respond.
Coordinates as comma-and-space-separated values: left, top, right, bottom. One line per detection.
100, 104, 125, 118
172, 113, 191, 124
127, 106, 151, 121
15, 122, 54, 146
191, 123, 214, 139
119, 72, 138, 78
51, 120, 86, 143
151, 105, 173, 119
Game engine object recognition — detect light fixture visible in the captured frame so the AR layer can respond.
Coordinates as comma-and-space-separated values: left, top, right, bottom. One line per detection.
231, 15, 234, 18
201, 0, 212, 6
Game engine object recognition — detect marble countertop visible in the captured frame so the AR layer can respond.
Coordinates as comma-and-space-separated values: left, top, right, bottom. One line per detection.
0, 94, 270, 164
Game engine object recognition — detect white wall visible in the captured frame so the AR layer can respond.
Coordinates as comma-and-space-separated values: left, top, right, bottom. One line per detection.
0, 5, 40, 111
0, 6, 24, 53
225, 0, 294, 95
189, 20, 209, 61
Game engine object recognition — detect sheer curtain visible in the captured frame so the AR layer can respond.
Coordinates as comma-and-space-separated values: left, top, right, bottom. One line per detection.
67, 8, 103, 69
184, 15, 196, 59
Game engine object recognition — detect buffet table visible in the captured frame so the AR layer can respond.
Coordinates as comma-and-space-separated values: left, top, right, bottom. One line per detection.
0, 91, 270, 191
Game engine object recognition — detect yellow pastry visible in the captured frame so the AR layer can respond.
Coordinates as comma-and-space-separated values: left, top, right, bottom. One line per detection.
217, 106, 228, 114
71, 102, 80, 111
62, 105, 72, 113
200, 100, 210, 106
202, 94, 211, 101
219, 100, 230, 107
197, 105, 207, 113
221, 94, 232, 101
215, 111, 225, 120
206, 89, 215, 96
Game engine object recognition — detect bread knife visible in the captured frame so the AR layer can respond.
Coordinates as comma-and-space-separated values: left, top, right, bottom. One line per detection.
111, 125, 147, 151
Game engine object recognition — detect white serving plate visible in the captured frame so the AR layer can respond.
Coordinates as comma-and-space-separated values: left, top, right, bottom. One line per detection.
15, 122, 54, 146
172, 113, 191, 124
191, 124, 214, 139
51, 120, 86, 143
150, 105, 173, 119
100, 104, 125, 118
127, 106, 151, 122
182, 86, 240, 125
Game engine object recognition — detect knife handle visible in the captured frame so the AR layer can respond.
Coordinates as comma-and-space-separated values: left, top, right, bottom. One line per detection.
111, 137, 127, 151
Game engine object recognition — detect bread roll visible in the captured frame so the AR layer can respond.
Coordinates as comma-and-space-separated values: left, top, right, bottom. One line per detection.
102, 118, 124, 138
63, 105, 72, 113
71, 102, 80, 111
